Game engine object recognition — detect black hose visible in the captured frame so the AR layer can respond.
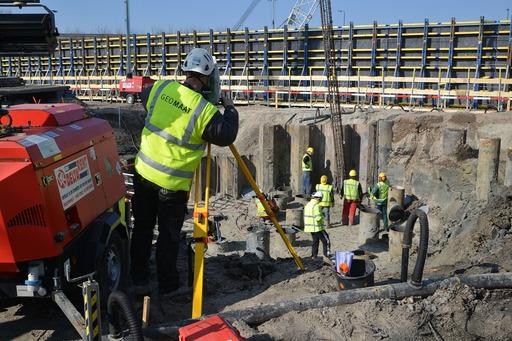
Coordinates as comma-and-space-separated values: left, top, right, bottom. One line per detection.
400, 209, 429, 287
107, 291, 143, 341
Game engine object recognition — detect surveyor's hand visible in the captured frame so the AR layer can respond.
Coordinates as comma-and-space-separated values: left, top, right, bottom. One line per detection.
221, 96, 234, 108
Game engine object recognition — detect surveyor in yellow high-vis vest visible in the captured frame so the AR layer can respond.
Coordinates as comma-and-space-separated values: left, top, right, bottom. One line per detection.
131, 48, 239, 296
302, 147, 314, 196
315, 175, 334, 228
304, 192, 331, 258
370, 172, 390, 230
341, 169, 363, 226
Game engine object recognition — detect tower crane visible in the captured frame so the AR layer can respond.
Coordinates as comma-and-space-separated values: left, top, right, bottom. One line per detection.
233, 0, 262, 30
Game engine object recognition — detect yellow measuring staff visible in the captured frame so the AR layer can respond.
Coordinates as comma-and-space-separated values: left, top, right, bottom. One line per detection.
229, 144, 305, 272
191, 143, 212, 319
192, 143, 305, 319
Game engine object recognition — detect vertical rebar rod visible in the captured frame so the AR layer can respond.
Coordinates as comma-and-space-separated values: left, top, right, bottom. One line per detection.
124, 0, 132, 76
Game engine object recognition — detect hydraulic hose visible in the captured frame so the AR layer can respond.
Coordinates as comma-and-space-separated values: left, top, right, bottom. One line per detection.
400, 209, 429, 287
107, 291, 143, 341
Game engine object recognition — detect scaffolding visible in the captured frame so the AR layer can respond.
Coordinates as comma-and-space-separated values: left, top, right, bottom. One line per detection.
3, 19, 512, 109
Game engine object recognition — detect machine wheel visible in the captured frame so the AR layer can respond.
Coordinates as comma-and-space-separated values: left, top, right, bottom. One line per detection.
125, 93, 135, 105
98, 230, 128, 301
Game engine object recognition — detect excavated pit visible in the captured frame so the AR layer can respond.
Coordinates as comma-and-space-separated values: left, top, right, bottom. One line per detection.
2, 102, 512, 340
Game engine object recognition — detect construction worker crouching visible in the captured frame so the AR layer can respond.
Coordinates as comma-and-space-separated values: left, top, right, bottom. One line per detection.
255, 193, 278, 222
304, 191, 331, 258
341, 169, 363, 226
131, 48, 239, 296
315, 175, 334, 228
302, 147, 314, 196
370, 172, 390, 230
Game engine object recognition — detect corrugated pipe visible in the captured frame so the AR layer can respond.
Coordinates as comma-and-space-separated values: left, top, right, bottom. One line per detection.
401, 209, 429, 287
107, 291, 143, 341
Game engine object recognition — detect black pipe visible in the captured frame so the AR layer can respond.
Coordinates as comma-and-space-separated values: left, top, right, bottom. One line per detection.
400, 209, 429, 287
143, 272, 512, 338
388, 199, 405, 222
107, 291, 143, 341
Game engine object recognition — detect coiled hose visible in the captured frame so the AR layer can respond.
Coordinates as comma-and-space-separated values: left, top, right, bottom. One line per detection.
400, 209, 429, 287
107, 291, 143, 341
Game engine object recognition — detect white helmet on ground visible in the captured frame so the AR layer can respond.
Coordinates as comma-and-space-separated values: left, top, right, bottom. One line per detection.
182, 48, 215, 76
312, 191, 323, 199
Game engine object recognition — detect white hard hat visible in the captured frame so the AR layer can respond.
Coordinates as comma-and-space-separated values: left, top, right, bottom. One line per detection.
182, 48, 215, 76
312, 191, 323, 199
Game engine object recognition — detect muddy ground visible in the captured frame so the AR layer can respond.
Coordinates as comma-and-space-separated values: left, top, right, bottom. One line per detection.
1, 103, 512, 340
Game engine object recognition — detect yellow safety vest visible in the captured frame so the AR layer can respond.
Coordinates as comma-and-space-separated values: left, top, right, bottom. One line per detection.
135, 80, 217, 191
315, 183, 333, 207
373, 180, 389, 205
302, 153, 312, 172
256, 198, 268, 218
304, 199, 325, 232
343, 179, 360, 201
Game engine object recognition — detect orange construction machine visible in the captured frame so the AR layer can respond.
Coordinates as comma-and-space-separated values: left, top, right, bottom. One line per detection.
0, 103, 129, 299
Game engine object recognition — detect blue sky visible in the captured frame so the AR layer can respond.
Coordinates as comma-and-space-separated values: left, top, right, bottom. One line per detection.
29, 0, 512, 33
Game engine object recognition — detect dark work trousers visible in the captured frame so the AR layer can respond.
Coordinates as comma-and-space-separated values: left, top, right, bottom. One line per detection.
130, 172, 188, 291
311, 230, 331, 257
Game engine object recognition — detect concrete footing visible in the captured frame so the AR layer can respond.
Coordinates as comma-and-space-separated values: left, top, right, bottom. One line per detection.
476, 138, 501, 201
258, 124, 290, 192
359, 207, 380, 244
286, 208, 304, 229
505, 147, 512, 188
377, 120, 394, 173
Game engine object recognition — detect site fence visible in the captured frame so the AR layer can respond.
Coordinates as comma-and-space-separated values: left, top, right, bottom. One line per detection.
3, 18, 512, 110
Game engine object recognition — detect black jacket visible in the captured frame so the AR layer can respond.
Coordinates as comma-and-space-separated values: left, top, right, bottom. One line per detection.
140, 83, 238, 146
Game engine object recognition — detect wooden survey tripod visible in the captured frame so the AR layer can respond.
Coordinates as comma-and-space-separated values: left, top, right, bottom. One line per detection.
191, 144, 305, 318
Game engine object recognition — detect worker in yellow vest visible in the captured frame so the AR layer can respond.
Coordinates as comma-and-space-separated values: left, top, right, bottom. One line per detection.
341, 169, 363, 226
254, 193, 278, 222
370, 172, 390, 230
302, 147, 314, 196
131, 48, 239, 296
315, 175, 334, 228
304, 191, 331, 258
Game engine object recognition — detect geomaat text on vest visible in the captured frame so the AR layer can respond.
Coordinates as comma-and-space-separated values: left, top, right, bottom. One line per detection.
159, 93, 193, 114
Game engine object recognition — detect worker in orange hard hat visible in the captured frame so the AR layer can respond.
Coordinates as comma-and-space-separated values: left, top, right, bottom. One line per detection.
369, 172, 390, 230
341, 169, 363, 226
315, 175, 334, 228
302, 147, 314, 196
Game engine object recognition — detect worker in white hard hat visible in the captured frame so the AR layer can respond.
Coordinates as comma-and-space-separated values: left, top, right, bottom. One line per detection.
302, 146, 314, 196
131, 48, 239, 296
341, 169, 363, 226
304, 191, 331, 258
369, 172, 390, 230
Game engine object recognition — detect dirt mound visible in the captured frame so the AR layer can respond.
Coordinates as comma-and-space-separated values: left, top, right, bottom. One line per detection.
428, 188, 512, 273
239, 283, 512, 340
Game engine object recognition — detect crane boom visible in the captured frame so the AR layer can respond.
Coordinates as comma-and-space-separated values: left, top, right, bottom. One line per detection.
282, 0, 320, 29
233, 0, 262, 30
